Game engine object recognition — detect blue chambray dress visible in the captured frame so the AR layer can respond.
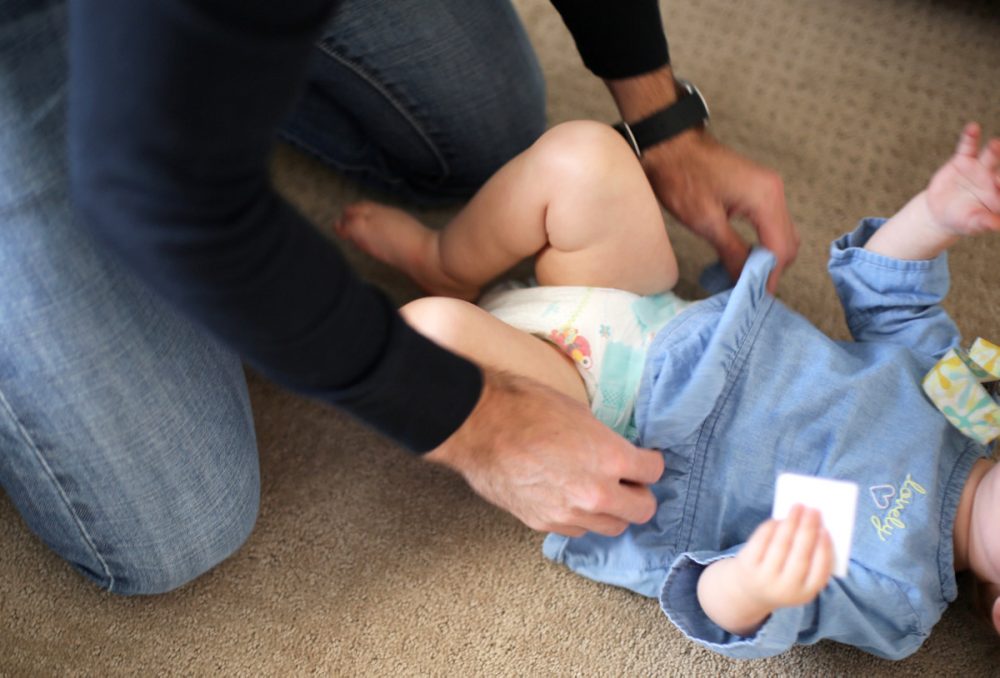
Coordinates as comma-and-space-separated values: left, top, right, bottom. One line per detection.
543, 219, 993, 660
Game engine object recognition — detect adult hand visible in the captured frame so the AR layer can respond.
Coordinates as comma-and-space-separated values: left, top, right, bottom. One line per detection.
641, 128, 799, 293
607, 67, 799, 292
424, 368, 664, 537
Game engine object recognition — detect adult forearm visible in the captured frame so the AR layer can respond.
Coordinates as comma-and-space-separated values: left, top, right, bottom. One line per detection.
605, 66, 680, 122
67, 0, 483, 451
551, 0, 677, 125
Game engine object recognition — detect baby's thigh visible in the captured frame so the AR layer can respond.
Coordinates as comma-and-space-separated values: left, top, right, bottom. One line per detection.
529, 122, 679, 295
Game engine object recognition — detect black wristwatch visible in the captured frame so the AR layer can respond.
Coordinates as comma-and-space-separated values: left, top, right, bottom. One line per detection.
613, 79, 710, 157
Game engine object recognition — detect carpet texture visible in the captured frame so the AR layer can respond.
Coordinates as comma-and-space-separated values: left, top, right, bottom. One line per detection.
3, 0, 999, 674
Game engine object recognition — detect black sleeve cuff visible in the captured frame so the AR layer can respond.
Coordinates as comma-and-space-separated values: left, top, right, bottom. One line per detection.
550, 0, 670, 79
310, 303, 485, 453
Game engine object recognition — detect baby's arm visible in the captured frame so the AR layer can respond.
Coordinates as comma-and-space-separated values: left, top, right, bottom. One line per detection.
866, 123, 1000, 260
697, 505, 833, 637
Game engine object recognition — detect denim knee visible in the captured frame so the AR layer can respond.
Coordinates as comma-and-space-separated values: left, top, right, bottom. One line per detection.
0, 299, 261, 597
90, 475, 260, 596
0, 0, 262, 597
281, 0, 546, 203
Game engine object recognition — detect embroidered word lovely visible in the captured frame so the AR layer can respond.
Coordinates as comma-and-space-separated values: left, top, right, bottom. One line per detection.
870, 475, 927, 542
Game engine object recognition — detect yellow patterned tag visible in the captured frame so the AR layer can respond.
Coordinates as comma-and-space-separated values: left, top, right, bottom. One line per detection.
922, 338, 1000, 445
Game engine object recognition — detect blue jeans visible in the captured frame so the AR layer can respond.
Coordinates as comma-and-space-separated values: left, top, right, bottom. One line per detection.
0, 0, 545, 594
283, 0, 546, 203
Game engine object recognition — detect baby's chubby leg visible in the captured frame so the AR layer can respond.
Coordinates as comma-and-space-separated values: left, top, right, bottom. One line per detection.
400, 296, 589, 404
335, 202, 479, 300
440, 120, 679, 294
336, 120, 679, 298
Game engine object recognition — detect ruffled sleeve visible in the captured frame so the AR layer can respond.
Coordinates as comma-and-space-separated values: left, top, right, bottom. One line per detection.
660, 552, 929, 660
828, 218, 960, 360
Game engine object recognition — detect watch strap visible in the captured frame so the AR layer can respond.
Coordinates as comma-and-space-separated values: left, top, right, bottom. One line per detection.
613, 81, 709, 157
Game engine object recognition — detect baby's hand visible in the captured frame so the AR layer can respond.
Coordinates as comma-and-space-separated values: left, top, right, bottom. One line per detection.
733, 505, 834, 610
926, 122, 1000, 237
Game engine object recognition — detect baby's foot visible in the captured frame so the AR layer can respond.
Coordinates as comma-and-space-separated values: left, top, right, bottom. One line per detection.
334, 202, 479, 300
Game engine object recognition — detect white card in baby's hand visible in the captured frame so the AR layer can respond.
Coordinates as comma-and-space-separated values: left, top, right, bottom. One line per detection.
772, 473, 858, 578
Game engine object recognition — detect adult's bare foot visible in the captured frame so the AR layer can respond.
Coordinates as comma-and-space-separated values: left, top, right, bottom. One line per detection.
334, 201, 479, 300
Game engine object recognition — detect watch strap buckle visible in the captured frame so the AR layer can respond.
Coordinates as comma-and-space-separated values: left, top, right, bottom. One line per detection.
613, 121, 642, 158
612, 78, 709, 158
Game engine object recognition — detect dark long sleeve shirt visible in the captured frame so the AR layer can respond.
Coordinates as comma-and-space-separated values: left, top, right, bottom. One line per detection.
67, 0, 669, 452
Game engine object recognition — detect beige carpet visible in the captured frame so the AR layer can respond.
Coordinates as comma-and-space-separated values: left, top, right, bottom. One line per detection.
3, 0, 1000, 674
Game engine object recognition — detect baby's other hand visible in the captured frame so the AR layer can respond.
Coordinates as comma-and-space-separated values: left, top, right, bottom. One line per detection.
926, 122, 1000, 237
734, 505, 834, 610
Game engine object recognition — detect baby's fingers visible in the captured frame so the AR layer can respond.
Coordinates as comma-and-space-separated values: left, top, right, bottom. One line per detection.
973, 212, 1000, 234
957, 122, 982, 158
980, 137, 1000, 174
762, 504, 804, 572
783, 508, 823, 584
741, 519, 779, 570
805, 527, 835, 595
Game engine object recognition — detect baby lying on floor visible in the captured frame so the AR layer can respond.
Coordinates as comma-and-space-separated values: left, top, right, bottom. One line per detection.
335, 120, 1000, 659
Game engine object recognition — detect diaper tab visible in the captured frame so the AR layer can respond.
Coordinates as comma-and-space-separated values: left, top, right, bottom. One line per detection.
922, 338, 1000, 445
